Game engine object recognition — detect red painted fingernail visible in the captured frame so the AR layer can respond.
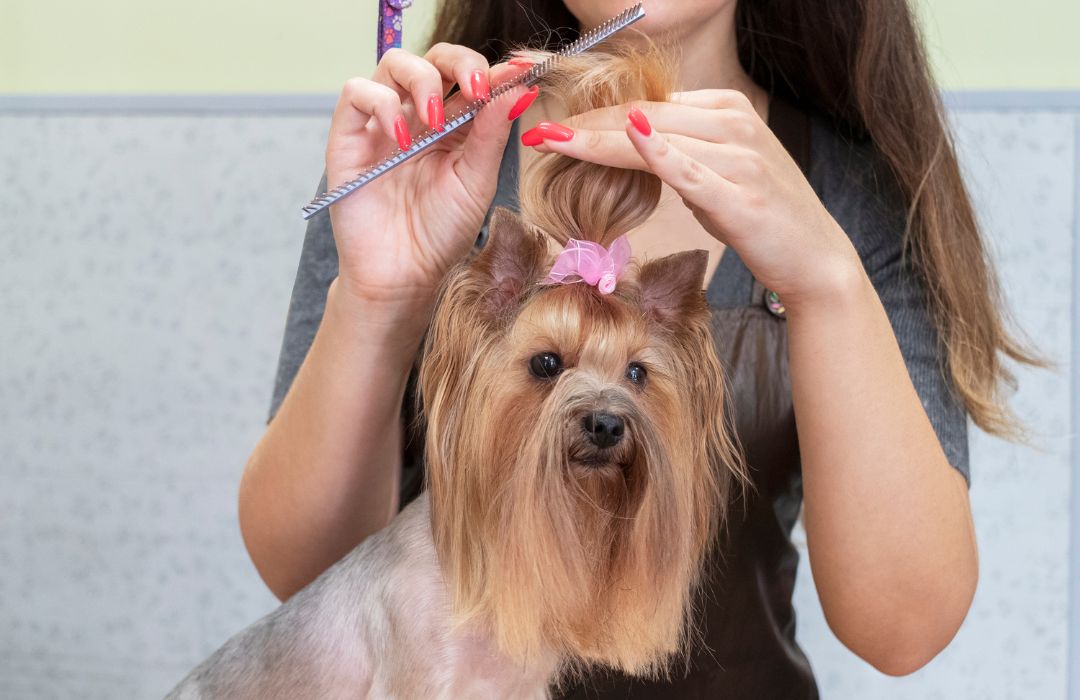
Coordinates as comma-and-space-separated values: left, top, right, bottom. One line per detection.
628, 106, 651, 136
507, 86, 539, 121
393, 115, 411, 150
533, 121, 574, 142
521, 122, 574, 147
427, 94, 445, 130
520, 126, 544, 147
470, 69, 490, 100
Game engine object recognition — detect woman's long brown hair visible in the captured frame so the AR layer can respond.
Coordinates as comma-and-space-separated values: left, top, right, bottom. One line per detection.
425, 0, 1045, 438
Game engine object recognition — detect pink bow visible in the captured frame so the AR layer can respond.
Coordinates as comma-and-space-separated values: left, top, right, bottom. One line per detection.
543, 235, 631, 295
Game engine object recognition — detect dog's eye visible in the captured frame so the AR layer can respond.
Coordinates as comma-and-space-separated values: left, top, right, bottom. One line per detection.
529, 352, 564, 380
625, 362, 647, 385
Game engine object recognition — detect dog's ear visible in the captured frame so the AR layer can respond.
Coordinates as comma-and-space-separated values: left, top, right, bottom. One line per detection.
638, 249, 710, 328
472, 206, 549, 319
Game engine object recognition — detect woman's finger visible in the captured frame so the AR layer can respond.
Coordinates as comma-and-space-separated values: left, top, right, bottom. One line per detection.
525, 124, 689, 169
327, 77, 408, 164
623, 107, 738, 217
554, 101, 753, 144
669, 88, 757, 112
525, 123, 759, 181
423, 42, 492, 103
372, 48, 450, 131
454, 81, 533, 201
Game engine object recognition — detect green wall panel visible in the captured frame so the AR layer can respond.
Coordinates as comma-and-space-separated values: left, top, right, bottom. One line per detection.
2, 0, 1077, 94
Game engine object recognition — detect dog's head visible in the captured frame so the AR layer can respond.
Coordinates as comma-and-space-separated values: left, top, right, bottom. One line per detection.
417, 207, 746, 677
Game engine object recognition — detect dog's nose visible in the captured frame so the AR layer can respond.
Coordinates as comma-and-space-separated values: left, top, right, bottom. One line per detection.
582, 412, 624, 448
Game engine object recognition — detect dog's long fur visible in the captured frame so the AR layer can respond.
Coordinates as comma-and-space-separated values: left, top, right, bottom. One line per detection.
419, 210, 743, 681
165, 39, 747, 699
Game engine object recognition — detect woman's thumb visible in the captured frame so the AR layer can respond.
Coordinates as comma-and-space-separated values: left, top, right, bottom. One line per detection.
454, 65, 535, 192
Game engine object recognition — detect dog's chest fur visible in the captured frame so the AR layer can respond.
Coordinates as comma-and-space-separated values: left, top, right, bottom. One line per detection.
166, 494, 558, 699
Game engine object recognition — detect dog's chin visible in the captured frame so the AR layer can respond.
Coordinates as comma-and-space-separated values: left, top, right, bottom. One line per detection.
568, 453, 628, 476
571, 457, 619, 471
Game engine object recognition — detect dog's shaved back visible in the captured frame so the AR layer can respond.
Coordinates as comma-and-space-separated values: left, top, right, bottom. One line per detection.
165, 495, 554, 699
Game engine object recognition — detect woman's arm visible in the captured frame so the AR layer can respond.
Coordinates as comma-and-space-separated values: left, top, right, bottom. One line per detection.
512, 89, 979, 674
785, 255, 978, 676
238, 44, 532, 601
240, 279, 431, 601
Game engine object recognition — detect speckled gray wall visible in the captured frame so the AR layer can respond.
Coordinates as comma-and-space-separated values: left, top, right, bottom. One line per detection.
0, 104, 1074, 699
0, 114, 324, 697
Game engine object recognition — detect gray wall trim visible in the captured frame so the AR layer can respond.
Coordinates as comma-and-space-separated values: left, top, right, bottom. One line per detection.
1, 90, 1080, 115
1070, 113, 1080, 700
943, 90, 1080, 111
0, 94, 338, 114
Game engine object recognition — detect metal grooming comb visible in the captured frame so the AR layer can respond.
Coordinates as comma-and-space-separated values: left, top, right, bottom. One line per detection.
301, 2, 646, 220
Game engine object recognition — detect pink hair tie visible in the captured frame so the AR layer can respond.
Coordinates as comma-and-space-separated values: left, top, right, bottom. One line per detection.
542, 235, 631, 295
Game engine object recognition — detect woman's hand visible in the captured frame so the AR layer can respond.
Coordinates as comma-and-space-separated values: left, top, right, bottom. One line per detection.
326, 46, 537, 310
523, 89, 862, 308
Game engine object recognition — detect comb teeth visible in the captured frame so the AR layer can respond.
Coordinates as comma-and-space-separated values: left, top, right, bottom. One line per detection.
301, 2, 645, 220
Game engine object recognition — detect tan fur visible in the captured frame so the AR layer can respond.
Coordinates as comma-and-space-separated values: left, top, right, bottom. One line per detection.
514, 38, 678, 247
417, 211, 748, 685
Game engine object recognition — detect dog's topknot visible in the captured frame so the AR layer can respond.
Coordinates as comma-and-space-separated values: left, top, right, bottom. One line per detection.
512, 37, 678, 248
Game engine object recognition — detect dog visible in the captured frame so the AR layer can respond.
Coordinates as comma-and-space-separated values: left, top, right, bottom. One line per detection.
165, 206, 746, 698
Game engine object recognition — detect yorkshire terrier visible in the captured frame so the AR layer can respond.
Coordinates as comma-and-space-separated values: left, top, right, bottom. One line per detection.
166, 39, 747, 699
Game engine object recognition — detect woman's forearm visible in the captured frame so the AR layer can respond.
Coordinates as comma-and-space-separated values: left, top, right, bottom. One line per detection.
785, 256, 978, 676
239, 277, 433, 602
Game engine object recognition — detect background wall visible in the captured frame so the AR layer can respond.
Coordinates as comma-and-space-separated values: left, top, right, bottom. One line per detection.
2, 0, 1079, 93
1, 1, 1077, 699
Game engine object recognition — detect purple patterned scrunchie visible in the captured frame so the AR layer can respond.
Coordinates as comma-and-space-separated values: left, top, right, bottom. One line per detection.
377, 0, 413, 62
